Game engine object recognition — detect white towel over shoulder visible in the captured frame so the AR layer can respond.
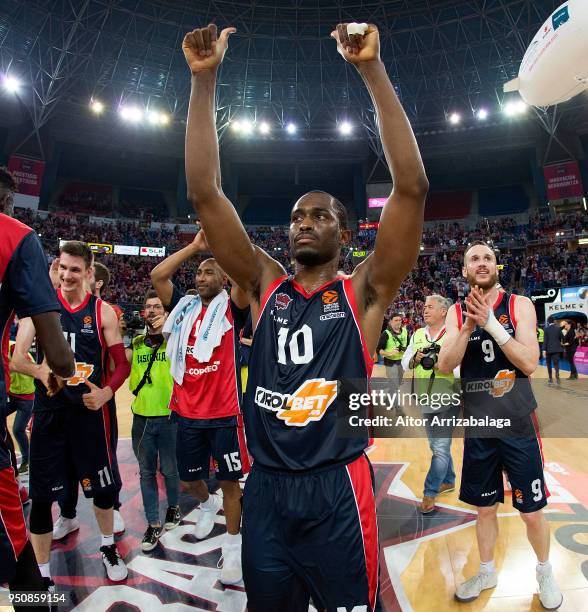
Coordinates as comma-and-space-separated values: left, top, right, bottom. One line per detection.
163, 290, 232, 385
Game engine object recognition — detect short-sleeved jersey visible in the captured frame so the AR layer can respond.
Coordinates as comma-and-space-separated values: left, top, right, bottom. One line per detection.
457, 291, 537, 420
0, 214, 60, 469
34, 288, 107, 411
168, 286, 247, 423
243, 275, 373, 472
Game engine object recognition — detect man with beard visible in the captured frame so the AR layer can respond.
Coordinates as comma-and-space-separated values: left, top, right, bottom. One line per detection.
438, 241, 562, 609
151, 230, 250, 585
127, 290, 180, 552
181, 21, 428, 610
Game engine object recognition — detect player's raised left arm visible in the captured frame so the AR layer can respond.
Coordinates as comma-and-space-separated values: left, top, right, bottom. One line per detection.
332, 24, 428, 306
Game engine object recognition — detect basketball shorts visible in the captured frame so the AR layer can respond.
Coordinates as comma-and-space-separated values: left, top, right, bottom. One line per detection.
242, 453, 381, 612
0, 466, 28, 583
174, 413, 249, 482
460, 415, 548, 513
29, 406, 120, 501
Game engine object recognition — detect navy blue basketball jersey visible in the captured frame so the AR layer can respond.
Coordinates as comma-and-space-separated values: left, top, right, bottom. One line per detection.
35, 289, 107, 411
243, 275, 373, 472
457, 291, 537, 420
0, 214, 60, 469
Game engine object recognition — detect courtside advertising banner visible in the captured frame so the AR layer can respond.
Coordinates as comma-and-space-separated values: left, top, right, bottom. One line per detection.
140, 246, 166, 257
543, 161, 584, 200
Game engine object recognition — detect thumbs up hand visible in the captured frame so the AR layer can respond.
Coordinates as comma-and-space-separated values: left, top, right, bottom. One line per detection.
82, 379, 113, 411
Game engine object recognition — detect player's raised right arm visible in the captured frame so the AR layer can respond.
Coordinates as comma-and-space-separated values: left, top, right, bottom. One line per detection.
183, 24, 274, 297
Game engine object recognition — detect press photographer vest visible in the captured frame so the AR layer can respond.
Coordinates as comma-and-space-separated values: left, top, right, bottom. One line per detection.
410, 327, 456, 397
8, 341, 35, 396
130, 334, 173, 417
384, 327, 408, 361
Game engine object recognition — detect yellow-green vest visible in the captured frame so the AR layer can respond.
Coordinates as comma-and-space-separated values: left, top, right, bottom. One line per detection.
537, 327, 544, 343
8, 341, 35, 396
129, 335, 173, 417
410, 327, 456, 396
384, 327, 408, 361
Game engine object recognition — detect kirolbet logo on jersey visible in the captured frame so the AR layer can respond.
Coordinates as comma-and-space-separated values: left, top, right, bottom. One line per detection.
66, 362, 95, 386
255, 378, 338, 426
464, 369, 516, 398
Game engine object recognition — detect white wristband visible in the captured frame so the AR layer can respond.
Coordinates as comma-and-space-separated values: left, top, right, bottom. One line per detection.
347, 22, 368, 36
483, 310, 511, 346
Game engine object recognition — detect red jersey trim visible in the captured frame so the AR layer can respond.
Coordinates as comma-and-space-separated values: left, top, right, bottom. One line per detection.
259, 275, 288, 317
291, 276, 341, 299
57, 288, 91, 313
455, 303, 463, 331
342, 277, 373, 378
508, 294, 518, 330
492, 290, 505, 311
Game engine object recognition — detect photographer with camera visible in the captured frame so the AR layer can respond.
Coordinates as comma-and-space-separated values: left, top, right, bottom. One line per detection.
127, 290, 181, 552
378, 313, 409, 415
402, 295, 459, 514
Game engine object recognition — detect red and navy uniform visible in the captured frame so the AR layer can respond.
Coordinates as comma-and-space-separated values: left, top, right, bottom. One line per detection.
241, 276, 380, 612
0, 214, 60, 584
168, 286, 250, 482
457, 290, 548, 513
29, 289, 120, 501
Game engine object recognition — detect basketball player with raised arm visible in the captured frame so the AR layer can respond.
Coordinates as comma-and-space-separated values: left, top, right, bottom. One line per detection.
438, 241, 562, 610
182, 22, 428, 611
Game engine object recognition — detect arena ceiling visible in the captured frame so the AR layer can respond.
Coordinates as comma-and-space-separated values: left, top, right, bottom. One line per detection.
0, 0, 586, 166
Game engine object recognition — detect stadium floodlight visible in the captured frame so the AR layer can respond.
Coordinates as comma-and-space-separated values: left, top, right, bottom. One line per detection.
240, 119, 254, 135
3, 75, 21, 93
259, 121, 271, 134
90, 100, 104, 115
231, 120, 241, 133
503, 100, 527, 117
476, 108, 489, 120
159, 113, 170, 125
339, 121, 353, 135
119, 106, 143, 122
286, 122, 297, 134
147, 110, 168, 126
449, 112, 461, 125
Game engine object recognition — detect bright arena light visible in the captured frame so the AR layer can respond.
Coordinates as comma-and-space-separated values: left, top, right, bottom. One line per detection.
147, 110, 169, 126
159, 113, 170, 125
477, 108, 489, 120
339, 121, 353, 135
3, 75, 21, 93
503, 100, 527, 117
286, 122, 297, 134
231, 120, 241, 133
240, 120, 254, 135
90, 100, 104, 115
119, 106, 143, 122
449, 112, 461, 125
258, 121, 271, 134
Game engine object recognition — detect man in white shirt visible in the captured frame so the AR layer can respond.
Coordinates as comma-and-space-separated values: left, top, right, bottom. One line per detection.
402, 295, 460, 513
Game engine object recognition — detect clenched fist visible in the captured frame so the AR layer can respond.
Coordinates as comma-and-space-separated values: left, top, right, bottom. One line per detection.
331, 23, 380, 65
182, 23, 236, 74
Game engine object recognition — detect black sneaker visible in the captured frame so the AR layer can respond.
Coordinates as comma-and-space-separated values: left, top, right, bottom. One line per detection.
141, 525, 163, 552
163, 505, 181, 530
18, 462, 29, 475
42, 577, 58, 612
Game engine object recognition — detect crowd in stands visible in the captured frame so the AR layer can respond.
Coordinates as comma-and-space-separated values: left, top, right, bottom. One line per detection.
13, 207, 588, 331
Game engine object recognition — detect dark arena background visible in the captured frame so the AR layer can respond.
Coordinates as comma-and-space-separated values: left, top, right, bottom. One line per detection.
1, 0, 588, 610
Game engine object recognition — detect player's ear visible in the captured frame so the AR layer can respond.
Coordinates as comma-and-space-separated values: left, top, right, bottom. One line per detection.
462, 265, 467, 279
340, 228, 352, 246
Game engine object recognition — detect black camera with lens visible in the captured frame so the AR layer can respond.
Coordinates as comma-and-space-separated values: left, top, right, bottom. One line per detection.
420, 342, 441, 371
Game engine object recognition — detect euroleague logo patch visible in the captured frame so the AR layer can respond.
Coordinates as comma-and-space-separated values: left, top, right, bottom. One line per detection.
275, 293, 292, 311
255, 378, 338, 426
321, 290, 338, 304
498, 314, 509, 326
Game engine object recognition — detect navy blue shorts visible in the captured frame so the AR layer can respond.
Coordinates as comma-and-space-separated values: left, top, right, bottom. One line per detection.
29, 406, 120, 501
460, 415, 549, 513
174, 414, 246, 482
242, 453, 380, 612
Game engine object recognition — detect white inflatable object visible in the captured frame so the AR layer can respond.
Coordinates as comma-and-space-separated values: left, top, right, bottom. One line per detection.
504, 0, 588, 107
346, 23, 368, 36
